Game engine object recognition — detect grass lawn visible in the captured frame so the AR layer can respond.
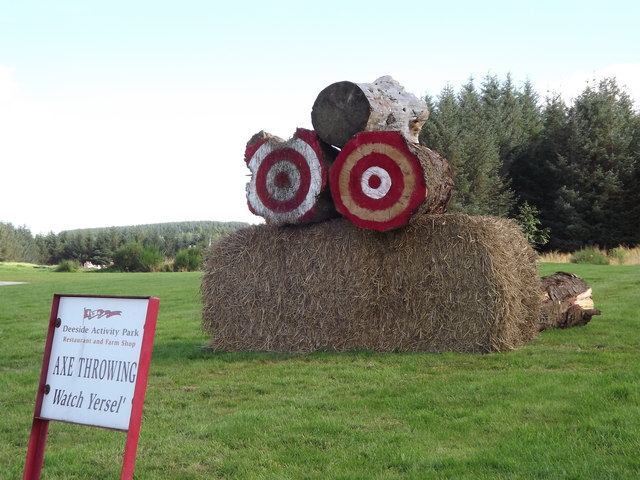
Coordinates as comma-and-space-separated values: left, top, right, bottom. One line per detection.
1, 262, 639, 479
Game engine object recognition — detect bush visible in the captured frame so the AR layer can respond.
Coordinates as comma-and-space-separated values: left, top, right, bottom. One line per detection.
515, 202, 550, 248
174, 247, 203, 272
608, 247, 627, 264
161, 261, 174, 272
113, 243, 163, 272
570, 247, 609, 265
55, 260, 80, 272
140, 246, 163, 271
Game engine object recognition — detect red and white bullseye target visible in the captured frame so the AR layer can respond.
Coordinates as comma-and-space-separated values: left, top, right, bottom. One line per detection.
245, 129, 333, 225
330, 131, 427, 231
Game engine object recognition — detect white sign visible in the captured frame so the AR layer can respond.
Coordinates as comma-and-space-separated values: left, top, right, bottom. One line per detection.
39, 296, 151, 430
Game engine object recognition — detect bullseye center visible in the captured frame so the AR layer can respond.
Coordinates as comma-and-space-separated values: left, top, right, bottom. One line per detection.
368, 174, 382, 189
360, 166, 393, 200
274, 171, 291, 188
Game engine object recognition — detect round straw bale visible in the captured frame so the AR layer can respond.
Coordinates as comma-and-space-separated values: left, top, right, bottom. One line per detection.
202, 214, 540, 353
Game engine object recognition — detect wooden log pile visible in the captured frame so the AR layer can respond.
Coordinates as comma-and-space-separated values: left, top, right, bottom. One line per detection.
245, 76, 453, 231
202, 75, 601, 354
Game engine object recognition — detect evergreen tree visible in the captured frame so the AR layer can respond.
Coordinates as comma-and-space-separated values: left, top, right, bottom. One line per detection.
553, 78, 637, 249
518, 80, 544, 143
0, 223, 42, 263
510, 94, 569, 247
620, 114, 640, 244
422, 78, 514, 216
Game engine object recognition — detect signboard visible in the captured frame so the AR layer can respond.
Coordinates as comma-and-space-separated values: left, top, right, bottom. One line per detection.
24, 294, 159, 480
40, 296, 150, 430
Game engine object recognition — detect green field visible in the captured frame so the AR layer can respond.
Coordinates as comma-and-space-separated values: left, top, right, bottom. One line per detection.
1, 262, 639, 479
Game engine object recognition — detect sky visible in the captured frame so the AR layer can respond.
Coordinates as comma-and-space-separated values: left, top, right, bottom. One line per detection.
1, 0, 639, 234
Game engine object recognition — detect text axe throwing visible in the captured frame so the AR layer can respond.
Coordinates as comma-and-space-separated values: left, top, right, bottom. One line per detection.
311, 76, 430, 148
330, 131, 453, 232
245, 128, 338, 225
24, 294, 159, 480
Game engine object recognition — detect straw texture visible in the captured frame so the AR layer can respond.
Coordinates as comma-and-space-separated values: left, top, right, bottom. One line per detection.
202, 213, 540, 353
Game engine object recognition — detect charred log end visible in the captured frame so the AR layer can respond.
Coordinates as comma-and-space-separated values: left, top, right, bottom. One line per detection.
311, 81, 371, 148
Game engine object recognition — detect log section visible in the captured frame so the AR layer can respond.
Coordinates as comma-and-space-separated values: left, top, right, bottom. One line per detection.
329, 131, 453, 231
245, 128, 338, 225
311, 76, 429, 147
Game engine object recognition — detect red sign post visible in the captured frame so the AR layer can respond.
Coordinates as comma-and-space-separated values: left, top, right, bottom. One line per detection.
24, 294, 160, 480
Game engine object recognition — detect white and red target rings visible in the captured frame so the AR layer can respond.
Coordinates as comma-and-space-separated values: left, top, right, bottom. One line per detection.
245, 129, 328, 224
329, 131, 427, 231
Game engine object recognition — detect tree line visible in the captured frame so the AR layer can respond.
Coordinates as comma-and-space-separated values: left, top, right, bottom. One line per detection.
0, 223, 42, 263
0, 221, 246, 266
2, 75, 639, 264
421, 75, 639, 251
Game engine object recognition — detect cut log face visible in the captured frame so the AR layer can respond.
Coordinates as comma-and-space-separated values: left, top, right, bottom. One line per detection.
538, 272, 601, 331
329, 131, 453, 231
311, 76, 429, 147
245, 128, 338, 225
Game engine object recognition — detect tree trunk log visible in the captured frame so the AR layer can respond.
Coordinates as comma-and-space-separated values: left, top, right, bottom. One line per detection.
329, 131, 453, 231
538, 272, 601, 331
245, 128, 339, 225
311, 76, 429, 148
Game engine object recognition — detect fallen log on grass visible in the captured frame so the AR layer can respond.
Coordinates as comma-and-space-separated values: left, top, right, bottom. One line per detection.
311, 76, 429, 147
538, 272, 601, 331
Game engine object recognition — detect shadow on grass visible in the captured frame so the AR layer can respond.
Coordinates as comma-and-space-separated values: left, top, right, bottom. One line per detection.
152, 340, 300, 363
151, 339, 454, 364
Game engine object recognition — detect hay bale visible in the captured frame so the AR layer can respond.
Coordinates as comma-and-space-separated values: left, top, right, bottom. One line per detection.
202, 214, 540, 353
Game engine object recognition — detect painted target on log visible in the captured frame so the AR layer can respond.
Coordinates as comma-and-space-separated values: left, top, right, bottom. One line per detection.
245, 129, 334, 225
329, 131, 427, 231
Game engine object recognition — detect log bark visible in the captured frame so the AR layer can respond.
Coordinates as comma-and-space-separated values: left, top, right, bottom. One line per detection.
245, 128, 339, 225
407, 142, 454, 215
538, 272, 601, 331
311, 76, 429, 148
329, 131, 453, 231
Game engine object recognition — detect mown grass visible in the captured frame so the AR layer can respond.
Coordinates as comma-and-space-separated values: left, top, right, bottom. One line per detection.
1, 262, 639, 479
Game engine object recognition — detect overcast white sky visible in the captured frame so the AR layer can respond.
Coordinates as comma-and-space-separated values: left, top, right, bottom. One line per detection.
1, 1, 639, 234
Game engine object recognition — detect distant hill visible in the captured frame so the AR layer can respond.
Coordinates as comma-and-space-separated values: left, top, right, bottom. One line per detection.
61, 220, 248, 237
38, 220, 250, 265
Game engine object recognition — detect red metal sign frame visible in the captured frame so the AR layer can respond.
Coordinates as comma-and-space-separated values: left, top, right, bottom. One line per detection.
23, 294, 160, 480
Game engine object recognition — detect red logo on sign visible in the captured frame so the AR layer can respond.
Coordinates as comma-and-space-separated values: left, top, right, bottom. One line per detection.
83, 308, 122, 320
